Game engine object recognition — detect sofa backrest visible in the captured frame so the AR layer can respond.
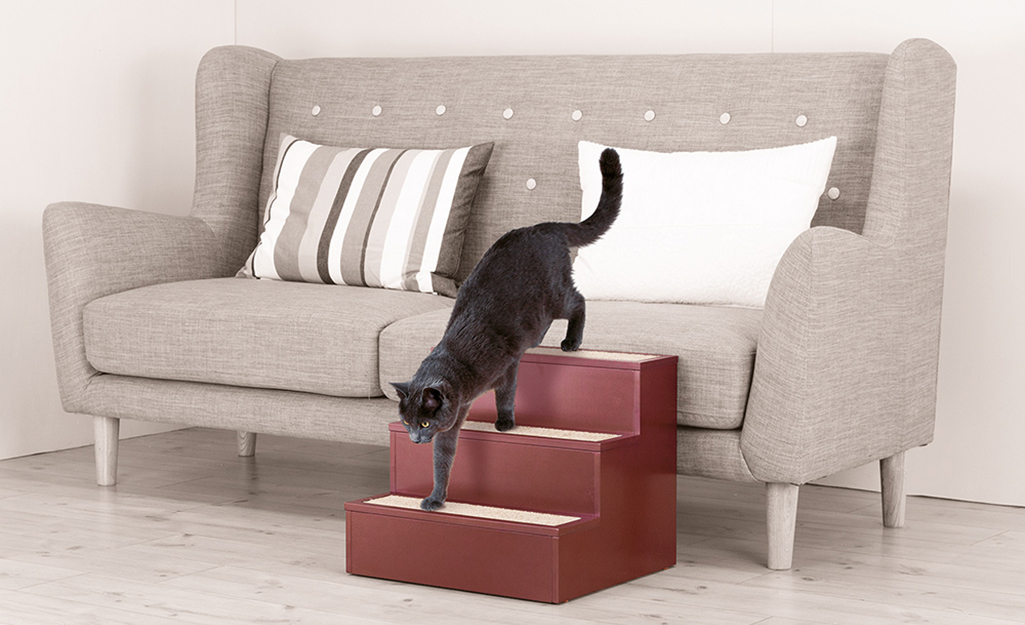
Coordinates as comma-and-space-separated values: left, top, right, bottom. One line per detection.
248, 52, 889, 281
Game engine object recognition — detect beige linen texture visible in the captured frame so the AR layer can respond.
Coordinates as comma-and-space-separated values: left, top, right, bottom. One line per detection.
380, 302, 761, 430
742, 40, 956, 484
43, 41, 955, 489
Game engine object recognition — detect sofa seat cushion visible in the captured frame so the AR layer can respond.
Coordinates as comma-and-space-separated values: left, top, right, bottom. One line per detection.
380, 300, 761, 429
83, 278, 454, 398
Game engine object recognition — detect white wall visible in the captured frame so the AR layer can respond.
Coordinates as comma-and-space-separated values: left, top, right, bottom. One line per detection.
0, 1, 234, 459
4, 1, 1024, 506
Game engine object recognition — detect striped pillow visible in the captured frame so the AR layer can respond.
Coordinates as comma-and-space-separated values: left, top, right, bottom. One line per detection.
241, 135, 493, 297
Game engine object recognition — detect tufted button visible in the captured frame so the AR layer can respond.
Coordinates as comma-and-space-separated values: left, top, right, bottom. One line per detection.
503, 108, 514, 120
796, 114, 808, 127
719, 112, 731, 125
372, 105, 382, 117
571, 109, 583, 122
526, 178, 537, 190
644, 109, 656, 122
311, 105, 321, 116
827, 187, 841, 200
436, 104, 446, 116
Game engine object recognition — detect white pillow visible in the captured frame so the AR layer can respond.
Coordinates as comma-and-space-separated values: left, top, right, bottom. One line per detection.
574, 138, 837, 308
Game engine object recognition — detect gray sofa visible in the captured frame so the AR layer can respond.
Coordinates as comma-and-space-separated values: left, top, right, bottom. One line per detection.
43, 39, 956, 570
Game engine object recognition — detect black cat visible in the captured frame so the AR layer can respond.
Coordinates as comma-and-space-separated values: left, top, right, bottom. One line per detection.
391, 148, 622, 511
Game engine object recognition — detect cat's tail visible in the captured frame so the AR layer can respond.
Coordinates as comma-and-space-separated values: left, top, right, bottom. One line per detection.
567, 148, 623, 247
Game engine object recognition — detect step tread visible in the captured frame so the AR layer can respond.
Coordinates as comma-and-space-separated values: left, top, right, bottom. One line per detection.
364, 495, 581, 526
460, 420, 620, 442
526, 346, 658, 362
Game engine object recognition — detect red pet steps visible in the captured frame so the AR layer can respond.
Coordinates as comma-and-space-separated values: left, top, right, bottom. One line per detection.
345, 347, 678, 603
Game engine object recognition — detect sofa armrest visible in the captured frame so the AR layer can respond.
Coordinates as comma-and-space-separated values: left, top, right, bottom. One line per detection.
741, 39, 956, 486
42, 202, 221, 412
741, 226, 928, 484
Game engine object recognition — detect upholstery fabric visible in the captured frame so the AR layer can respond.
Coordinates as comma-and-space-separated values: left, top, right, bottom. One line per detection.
575, 138, 836, 307
83, 278, 453, 398
42, 41, 955, 490
381, 301, 762, 430
257, 53, 888, 282
240, 135, 493, 297
42, 203, 223, 412
82, 375, 398, 447
190, 46, 280, 274
743, 40, 956, 484
677, 427, 756, 483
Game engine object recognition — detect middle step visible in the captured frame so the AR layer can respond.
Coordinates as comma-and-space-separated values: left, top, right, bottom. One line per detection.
388, 421, 634, 517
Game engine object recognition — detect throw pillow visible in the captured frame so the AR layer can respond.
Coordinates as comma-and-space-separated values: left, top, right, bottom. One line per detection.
240, 135, 494, 298
574, 137, 837, 307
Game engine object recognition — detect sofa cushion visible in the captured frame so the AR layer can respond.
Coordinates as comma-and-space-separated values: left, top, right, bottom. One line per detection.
380, 301, 761, 430
240, 135, 493, 298
83, 278, 454, 398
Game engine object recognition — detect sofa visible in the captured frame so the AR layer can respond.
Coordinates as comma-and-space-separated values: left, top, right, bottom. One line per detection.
42, 39, 956, 570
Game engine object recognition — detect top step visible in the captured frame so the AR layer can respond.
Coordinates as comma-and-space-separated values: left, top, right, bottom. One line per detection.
523, 346, 671, 369
467, 347, 677, 434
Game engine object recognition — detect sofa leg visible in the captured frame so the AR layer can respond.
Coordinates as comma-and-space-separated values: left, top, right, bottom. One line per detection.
766, 482, 800, 570
880, 451, 906, 528
94, 416, 120, 486
237, 431, 257, 457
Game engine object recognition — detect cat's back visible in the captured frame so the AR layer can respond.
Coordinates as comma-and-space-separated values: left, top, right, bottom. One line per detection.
464, 222, 569, 284
449, 221, 572, 321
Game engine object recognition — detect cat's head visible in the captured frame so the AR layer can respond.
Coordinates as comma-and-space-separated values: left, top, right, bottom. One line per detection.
390, 381, 456, 444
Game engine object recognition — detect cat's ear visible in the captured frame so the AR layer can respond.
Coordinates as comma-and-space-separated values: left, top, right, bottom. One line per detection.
390, 382, 410, 399
422, 387, 444, 411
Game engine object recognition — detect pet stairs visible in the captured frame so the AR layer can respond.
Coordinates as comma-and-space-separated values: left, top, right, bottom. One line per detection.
345, 347, 678, 603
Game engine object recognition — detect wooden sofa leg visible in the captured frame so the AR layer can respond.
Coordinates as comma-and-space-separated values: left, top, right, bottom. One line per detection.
880, 451, 906, 528
94, 416, 120, 486
237, 431, 257, 457
766, 482, 800, 570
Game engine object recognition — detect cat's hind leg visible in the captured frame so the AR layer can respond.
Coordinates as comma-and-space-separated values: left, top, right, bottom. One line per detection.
561, 290, 586, 352
494, 360, 519, 432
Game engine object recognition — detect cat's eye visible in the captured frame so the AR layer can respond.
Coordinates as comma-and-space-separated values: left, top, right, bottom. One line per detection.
421, 421, 430, 428
402, 419, 409, 425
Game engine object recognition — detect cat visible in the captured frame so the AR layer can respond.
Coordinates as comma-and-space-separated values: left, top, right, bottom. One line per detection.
390, 147, 622, 511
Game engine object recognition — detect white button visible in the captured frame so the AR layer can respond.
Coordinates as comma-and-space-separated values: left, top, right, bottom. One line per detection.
644, 109, 656, 122
828, 187, 841, 200
571, 110, 583, 122
796, 114, 808, 127
436, 105, 446, 116
526, 178, 537, 190
311, 105, 321, 116
372, 105, 382, 117
720, 112, 731, 125
503, 108, 514, 120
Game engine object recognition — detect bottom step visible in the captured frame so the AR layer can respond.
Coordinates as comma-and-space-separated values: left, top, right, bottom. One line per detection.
346, 494, 609, 603
363, 495, 581, 526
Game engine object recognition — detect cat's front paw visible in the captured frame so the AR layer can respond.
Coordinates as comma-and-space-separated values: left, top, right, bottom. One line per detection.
495, 416, 515, 432
561, 337, 581, 352
421, 496, 445, 511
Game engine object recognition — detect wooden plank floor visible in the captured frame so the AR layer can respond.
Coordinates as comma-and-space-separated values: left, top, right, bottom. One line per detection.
1, 428, 1023, 624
